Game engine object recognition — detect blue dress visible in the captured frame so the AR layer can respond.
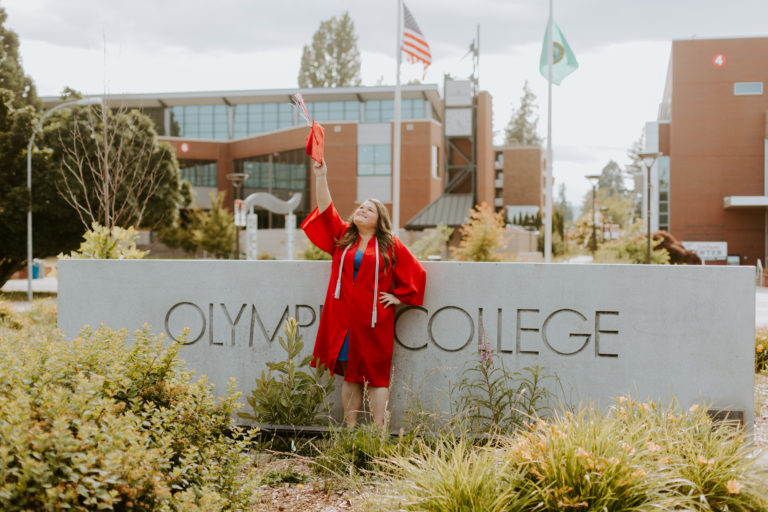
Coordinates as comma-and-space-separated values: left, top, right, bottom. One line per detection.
337, 249, 364, 362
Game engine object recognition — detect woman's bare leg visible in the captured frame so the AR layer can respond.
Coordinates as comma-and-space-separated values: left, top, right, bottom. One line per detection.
368, 386, 389, 428
342, 380, 364, 428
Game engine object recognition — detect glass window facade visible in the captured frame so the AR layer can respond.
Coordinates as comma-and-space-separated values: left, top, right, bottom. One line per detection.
233, 149, 309, 228
164, 98, 431, 138
170, 105, 228, 140
358, 144, 391, 176
179, 160, 218, 187
308, 101, 359, 122
363, 99, 427, 123
658, 156, 670, 231
233, 103, 294, 138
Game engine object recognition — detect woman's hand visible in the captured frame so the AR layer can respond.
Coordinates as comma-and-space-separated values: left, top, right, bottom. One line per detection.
312, 158, 327, 177
379, 292, 401, 307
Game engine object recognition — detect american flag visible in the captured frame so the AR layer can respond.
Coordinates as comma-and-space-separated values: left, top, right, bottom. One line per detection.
402, 3, 431, 73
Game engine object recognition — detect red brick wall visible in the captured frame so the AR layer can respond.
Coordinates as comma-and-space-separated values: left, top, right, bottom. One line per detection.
668, 38, 768, 264
501, 146, 543, 209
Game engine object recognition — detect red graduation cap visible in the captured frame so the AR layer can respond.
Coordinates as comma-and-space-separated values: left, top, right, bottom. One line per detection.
305, 120, 325, 164
291, 93, 325, 164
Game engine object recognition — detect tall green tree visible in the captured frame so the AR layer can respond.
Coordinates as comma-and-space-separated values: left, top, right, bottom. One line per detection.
581, 160, 634, 230
0, 91, 83, 286
504, 81, 542, 146
597, 160, 625, 197
0, 7, 38, 109
298, 12, 362, 88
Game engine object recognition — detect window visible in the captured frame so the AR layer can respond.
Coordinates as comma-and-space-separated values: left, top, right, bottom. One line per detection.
431, 145, 439, 179
170, 105, 228, 140
358, 144, 391, 176
179, 160, 218, 187
364, 100, 394, 123
734, 82, 763, 95
232, 102, 295, 138
657, 156, 670, 231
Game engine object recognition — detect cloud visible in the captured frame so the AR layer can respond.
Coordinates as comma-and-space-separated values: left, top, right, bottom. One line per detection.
6, 0, 768, 59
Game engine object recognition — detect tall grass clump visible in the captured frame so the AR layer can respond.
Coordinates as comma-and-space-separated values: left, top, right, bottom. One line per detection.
0, 311, 257, 511
377, 396, 767, 511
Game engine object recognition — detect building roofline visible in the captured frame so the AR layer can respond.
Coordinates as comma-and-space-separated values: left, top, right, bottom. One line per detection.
41, 83, 444, 116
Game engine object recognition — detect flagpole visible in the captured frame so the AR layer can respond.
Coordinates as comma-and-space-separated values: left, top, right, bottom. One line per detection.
392, 0, 403, 236
545, 0, 554, 262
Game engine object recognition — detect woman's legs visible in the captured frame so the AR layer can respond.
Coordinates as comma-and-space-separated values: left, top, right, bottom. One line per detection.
368, 386, 389, 428
341, 380, 389, 428
341, 379, 363, 428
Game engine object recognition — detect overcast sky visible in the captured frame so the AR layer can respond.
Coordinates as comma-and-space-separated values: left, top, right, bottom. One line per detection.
4, 0, 768, 209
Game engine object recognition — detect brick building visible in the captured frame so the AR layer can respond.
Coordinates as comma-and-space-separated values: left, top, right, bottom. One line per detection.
644, 37, 768, 265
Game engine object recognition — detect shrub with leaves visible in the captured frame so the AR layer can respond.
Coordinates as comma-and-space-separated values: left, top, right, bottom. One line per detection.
298, 240, 332, 260
239, 317, 335, 426
756, 328, 768, 373
594, 231, 670, 264
452, 202, 509, 262
0, 317, 257, 511
452, 333, 554, 434
59, 221, 148, 259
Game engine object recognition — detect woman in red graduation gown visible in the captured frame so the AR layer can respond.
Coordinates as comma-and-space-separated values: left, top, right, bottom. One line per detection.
301, 159, 426, 428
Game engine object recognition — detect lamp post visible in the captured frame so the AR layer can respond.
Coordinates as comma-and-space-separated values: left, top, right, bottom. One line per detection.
585, 174, 601, 255
638, 152, 661, 264
27, 96, 102, 302
226, 172, 248, 259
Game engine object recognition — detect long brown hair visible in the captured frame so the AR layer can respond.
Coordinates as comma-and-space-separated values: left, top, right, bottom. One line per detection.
336, 198, 396, 269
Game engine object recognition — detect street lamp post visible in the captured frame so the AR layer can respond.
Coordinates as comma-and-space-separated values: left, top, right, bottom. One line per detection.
585, 174, 601, 255
27, 97, 102, 302
226, 173, 248, 259
638, 152, 661, 264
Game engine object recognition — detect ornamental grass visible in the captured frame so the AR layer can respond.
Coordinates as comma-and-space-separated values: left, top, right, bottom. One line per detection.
376, 397, 767, 512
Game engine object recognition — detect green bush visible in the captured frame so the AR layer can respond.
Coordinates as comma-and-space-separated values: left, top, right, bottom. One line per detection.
595, 233, 670, 264
297, 240, 331, 260
756, 329, 768, 373
239, 317, 335, 426
59, 222, 148, 259
0, 319, 257, 511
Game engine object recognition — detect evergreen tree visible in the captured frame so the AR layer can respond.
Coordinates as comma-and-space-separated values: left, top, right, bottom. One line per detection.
0, 7, 39, 108
504, 81, 542, 146
298, 12, 362, 88
598, 160, 625, 197
556, 182, 573, 223
191, 192, 236, 259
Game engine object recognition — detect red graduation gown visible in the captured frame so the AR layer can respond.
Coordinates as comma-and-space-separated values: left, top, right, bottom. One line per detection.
300, 203, 426, 387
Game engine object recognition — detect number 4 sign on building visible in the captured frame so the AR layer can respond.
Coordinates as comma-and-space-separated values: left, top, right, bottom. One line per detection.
713, 53, 726, 67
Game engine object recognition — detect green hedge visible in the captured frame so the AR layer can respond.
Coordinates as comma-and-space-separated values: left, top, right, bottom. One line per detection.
0, 315, 256, 511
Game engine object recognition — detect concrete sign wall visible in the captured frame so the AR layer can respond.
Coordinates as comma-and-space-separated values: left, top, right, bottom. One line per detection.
57, 260, 755, 429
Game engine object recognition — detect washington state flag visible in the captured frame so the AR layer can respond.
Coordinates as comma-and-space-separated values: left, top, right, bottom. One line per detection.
539, 21, 578, 85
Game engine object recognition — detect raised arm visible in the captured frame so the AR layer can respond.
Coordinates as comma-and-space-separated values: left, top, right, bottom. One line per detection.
313, 159, 331, 213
